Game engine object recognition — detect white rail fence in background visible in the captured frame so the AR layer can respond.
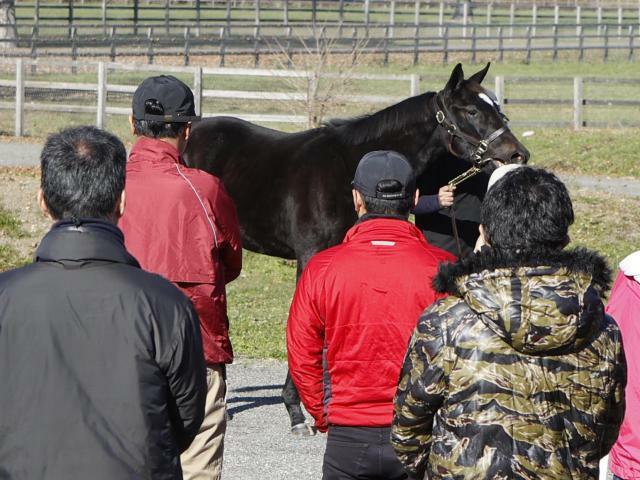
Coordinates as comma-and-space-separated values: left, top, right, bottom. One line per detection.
1, 58, 640, 136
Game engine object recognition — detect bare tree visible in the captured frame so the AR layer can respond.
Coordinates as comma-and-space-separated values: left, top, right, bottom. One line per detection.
271, 26, 369, 128
0, 0, 17, 50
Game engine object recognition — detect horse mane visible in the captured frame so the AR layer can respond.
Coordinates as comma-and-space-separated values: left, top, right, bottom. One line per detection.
324, 91, 436, 145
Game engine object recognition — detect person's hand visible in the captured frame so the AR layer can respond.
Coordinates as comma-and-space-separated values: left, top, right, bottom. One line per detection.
438, 185, 455, 208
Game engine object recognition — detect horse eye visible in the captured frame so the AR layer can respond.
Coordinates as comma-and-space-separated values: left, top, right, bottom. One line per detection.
467, 109, 478, 117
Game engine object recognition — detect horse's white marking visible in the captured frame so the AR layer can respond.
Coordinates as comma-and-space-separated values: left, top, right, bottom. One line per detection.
371, 241, 396, 246
478, 92, 496, 107
522, 130, 535, 137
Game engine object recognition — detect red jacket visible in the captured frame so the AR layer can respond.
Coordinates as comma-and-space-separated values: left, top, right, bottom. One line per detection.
119, 137, 242, 365
287, 217, 455, 431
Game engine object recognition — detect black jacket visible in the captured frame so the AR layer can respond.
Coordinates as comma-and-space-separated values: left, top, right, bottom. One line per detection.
0, 220, 207, 480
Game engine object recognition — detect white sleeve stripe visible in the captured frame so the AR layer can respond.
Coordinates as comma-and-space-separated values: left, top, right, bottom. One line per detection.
174, 163, 219, 249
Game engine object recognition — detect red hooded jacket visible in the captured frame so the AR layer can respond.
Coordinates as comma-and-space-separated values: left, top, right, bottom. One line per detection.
119, 137, 242, 365
287, 217, 455, 431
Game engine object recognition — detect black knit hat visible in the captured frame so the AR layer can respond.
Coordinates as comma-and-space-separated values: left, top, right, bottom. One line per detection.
132, 75, 199, 123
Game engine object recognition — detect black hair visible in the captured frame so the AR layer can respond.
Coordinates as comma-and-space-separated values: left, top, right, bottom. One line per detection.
40, 126, 126, 221
481, 166, 574, 252
132, 98, 186, 139
361, 179, 414, 216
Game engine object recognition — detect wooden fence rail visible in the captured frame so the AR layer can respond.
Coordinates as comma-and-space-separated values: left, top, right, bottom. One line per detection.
2, 22, 639, 66
1, 59, 639, 137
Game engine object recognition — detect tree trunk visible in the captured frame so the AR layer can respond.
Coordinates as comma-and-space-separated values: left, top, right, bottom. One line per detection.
0, 0, 17, 50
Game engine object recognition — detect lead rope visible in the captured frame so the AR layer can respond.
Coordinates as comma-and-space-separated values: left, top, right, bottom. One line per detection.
449, 201, 464, 258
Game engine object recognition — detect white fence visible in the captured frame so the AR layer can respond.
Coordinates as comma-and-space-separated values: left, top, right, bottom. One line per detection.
1, 58, 640, 136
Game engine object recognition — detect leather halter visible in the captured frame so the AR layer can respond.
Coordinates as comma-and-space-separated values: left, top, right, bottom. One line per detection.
432, 91, 509, 258
434, 91, 507, 173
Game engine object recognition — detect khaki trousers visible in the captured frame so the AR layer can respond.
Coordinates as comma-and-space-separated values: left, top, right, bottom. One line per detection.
181, 364, 227, 480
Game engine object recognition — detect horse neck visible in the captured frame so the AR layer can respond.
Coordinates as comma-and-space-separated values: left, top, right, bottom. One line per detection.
337, 92, 446, 177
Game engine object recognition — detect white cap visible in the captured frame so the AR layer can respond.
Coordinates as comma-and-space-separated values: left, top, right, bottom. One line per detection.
487, 164, 522, 191
620, 251, 640, 283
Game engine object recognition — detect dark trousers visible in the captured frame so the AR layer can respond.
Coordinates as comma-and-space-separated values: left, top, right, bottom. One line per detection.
322, 426, 414, 480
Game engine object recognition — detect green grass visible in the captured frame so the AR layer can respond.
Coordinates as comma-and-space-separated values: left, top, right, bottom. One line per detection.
525, 129, 640, 177
0, 245, 30, 271
0, 206, 26, 238
227, 251, 296, 360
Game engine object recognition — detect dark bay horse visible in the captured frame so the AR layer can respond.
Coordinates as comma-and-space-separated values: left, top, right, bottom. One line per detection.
184, 63, 530, 434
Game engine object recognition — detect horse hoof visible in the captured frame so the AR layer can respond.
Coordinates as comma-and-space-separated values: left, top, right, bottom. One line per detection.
291, 422, 317, 437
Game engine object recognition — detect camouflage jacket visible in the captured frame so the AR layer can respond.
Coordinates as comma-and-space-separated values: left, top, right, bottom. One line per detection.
391, 248, 626, 480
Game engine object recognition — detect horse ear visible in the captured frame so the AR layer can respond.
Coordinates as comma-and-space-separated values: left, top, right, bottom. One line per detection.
468, 62, 491, 84
444, 63, 464, 93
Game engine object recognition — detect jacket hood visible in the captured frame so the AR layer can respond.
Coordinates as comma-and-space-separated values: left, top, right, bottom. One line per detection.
434, 247, 611, 355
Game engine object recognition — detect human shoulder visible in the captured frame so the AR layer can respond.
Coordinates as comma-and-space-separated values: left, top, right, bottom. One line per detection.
115, 265, 192, 311
414, 296, 472, 337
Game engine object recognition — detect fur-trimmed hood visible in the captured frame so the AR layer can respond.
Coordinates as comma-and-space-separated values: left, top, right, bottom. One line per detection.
434, 247, 612, 355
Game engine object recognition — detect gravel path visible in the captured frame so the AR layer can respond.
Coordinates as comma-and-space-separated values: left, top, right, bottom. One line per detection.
224, 359, 325, 479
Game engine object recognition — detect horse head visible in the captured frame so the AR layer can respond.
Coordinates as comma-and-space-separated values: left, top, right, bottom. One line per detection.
435, 63, 529, 168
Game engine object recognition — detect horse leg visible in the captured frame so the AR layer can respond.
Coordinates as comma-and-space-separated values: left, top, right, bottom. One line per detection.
282, 251, 318, 437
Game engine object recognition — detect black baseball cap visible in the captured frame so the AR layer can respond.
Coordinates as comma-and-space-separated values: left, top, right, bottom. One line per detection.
132, 75, 200, 123
352, 150, 416, 200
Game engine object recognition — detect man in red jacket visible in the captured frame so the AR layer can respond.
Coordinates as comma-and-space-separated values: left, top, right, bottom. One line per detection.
287, 150, 455, 480
119, 75, 242, 480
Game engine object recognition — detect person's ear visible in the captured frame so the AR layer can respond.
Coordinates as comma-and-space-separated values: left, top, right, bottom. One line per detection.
37, 188, 54, 220
413, 189, 420, 209
352, 189, 365, 215
479, 224, 490, 246
117, 189, 126, 218
129, 115, 136, 136
184, 123, 192, 141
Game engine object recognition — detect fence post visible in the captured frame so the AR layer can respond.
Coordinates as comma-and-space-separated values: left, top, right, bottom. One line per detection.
414, 0, 420, 26
462, 1, 468, 38
183, 27, 191, 66
195, 0, 201, 36
413, 24, 420, 65
110, 26, 117, 61
15, 59, 24, 138
101, 0, 107, 34
471, 26, 477, 63
576, 6, 581, 37
438, 2, 444, 36
552, 24, 558, 62
597, 6, 602, 35
133, 0, 139, 36
573, 77, 583, 130
219, 27, 227, 67
165, 0, 170, 34
525, 25, 532, 64
618, 7, 623, 37
225, 0, 231, 31
508, 3, 515, 38
283, 0, 289, 25
494, 75, 504, 106
410, 73, 420, 96
486, 3, 492, 37
34, 0, 40, 24
629, 25, 635, 61
604, 24, 609, 62
554, 5, 559, 26
531, 4, 537, 37
96, 62, 106, 129
578, 25, 584, 62
193, 66, 202, 117
364, 0, 370, 32
498, 25, 504, 62
389, 0, 396, 38
443, 26, 449, 64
